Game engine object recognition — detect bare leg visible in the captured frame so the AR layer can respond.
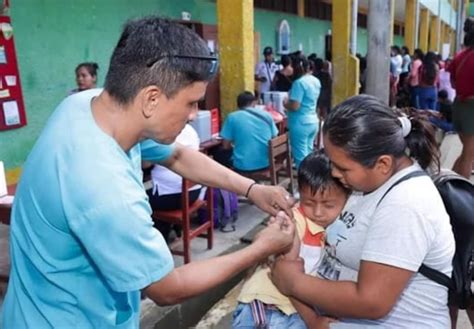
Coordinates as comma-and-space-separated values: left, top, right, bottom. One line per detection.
452, 133, 474, 179
449, 306, 458, 329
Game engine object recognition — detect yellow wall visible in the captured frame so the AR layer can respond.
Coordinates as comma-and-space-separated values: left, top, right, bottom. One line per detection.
217, 0, 254, 118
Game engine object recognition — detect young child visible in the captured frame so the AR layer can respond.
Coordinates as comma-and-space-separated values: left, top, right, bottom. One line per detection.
233, 151, 350, 329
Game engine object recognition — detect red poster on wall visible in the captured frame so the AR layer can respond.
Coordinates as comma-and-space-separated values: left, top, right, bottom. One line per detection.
0, 15, 27, 131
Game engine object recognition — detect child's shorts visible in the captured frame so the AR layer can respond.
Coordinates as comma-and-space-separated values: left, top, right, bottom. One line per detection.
232, 302, 306, 329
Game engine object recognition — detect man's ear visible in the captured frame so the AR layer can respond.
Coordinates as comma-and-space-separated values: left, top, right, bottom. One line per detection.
374, 155, 394, 175
140, 86, 162, 119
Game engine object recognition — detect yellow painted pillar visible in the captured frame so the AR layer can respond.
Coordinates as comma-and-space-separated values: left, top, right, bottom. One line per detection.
419, 8, 430, 53
6, 167, 22, 185
451, 28, 456, 56
429, 14, 440, 52
297, 0, 305, 17
331, 0, 359, 106
389, 0, 395, 45
405, 0, 417, 52
217, 0, 254, 118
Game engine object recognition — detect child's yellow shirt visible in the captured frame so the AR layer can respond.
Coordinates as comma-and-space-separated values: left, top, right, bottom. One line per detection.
237, 207, 325, 315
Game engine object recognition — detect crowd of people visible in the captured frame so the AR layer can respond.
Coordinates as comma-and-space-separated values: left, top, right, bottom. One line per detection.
1, 14, 473, 329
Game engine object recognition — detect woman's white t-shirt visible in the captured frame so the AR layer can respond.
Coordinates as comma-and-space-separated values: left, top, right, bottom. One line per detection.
319, 163, 455, 328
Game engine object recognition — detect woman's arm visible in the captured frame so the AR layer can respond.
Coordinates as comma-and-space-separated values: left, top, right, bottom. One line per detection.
283, 98, 300, 111
271, 259, 414, 320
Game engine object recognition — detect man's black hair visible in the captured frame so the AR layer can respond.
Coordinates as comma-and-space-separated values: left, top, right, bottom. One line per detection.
237, 91, 256, 108
298, 150, 350, 196
104, 16, 216, 104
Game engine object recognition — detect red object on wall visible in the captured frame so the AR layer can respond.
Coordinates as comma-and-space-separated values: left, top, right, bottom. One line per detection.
210, 108, 220, 137
0, 15, 27, 131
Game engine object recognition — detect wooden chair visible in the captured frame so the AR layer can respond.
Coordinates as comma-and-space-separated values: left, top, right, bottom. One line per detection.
238, 133, 294, 193
151, 180, 213, 264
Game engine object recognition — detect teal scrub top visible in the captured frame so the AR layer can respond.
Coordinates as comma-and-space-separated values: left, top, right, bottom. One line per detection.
220, 108, 278, 171
1, 89, 175, 329
287, 74, 321, 125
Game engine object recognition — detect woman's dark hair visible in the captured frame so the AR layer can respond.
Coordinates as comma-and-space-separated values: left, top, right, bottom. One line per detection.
75, 62, 99, 77
280, 55, 291, 67
313, 58, 324, 73
463, 17, 474, 47
323, 94, 440, 171
237, 91, 256, 108
422, 51, 438, 83
391, 45, 401, 55
413, 48, 424, 61
298, 150, 350, 196
402, 46, 410, 55
292, 54, 309, 80
104, 16, 216, 104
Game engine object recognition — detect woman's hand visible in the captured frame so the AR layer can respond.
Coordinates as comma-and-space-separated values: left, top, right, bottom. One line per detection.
270, 257, 305, 296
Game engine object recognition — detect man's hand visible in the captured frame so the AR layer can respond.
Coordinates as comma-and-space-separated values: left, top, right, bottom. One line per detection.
269, 258, 305, 296
253, 211, 295, 258
248, 184, 295, 218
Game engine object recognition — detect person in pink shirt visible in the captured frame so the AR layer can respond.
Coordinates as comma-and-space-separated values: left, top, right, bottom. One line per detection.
408, 48, 424, 108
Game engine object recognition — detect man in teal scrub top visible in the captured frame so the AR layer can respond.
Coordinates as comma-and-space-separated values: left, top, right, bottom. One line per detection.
1, 17, 295, 329
221, 91, 278, 171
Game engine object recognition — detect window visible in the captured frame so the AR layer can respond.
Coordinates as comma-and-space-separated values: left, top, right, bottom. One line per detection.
278, 20, 291, 54
304, 0, 332, 20
254, 0, 297, 14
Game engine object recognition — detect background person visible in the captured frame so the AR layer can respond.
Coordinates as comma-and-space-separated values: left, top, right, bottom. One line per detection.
448, 17, 474, 179
70, 62, 99, 94
220, 91, 278, 172
418, 51, 439, 110
409, 48, 424, 108
144, 123, 201, 242
271, 54, 293, 92
255, 46, 280, 98
284, 54, 320, 168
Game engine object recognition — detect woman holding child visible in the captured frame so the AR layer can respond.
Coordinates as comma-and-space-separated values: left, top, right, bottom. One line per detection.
271, 94, 455, 328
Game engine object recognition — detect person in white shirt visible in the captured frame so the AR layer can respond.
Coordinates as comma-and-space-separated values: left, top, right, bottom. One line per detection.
271, 94, 455, 328
255, 46, 280, 98
145, 124, 201, 241
390, 46, 403, 106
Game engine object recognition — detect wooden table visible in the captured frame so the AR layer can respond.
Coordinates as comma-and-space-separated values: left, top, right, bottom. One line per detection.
0, 184, 16, 225
199, 138, 222, 154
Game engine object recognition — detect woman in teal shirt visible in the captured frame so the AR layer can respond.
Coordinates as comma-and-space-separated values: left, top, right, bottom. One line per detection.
284, 54, 321, 168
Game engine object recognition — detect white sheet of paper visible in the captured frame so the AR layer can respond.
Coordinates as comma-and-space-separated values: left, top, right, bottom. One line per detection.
0, 161, 7, 197
0, 46, 6, 64
5, 75, 16, 86
3, 100, 20, 126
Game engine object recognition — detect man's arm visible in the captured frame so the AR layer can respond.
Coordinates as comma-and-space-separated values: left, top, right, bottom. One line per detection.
144, 215, 295, 305
163, 145, 294, 216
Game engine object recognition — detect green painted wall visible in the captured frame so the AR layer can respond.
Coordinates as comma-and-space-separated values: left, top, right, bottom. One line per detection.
1, 0, 216, 169
0, 0, 401, 170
